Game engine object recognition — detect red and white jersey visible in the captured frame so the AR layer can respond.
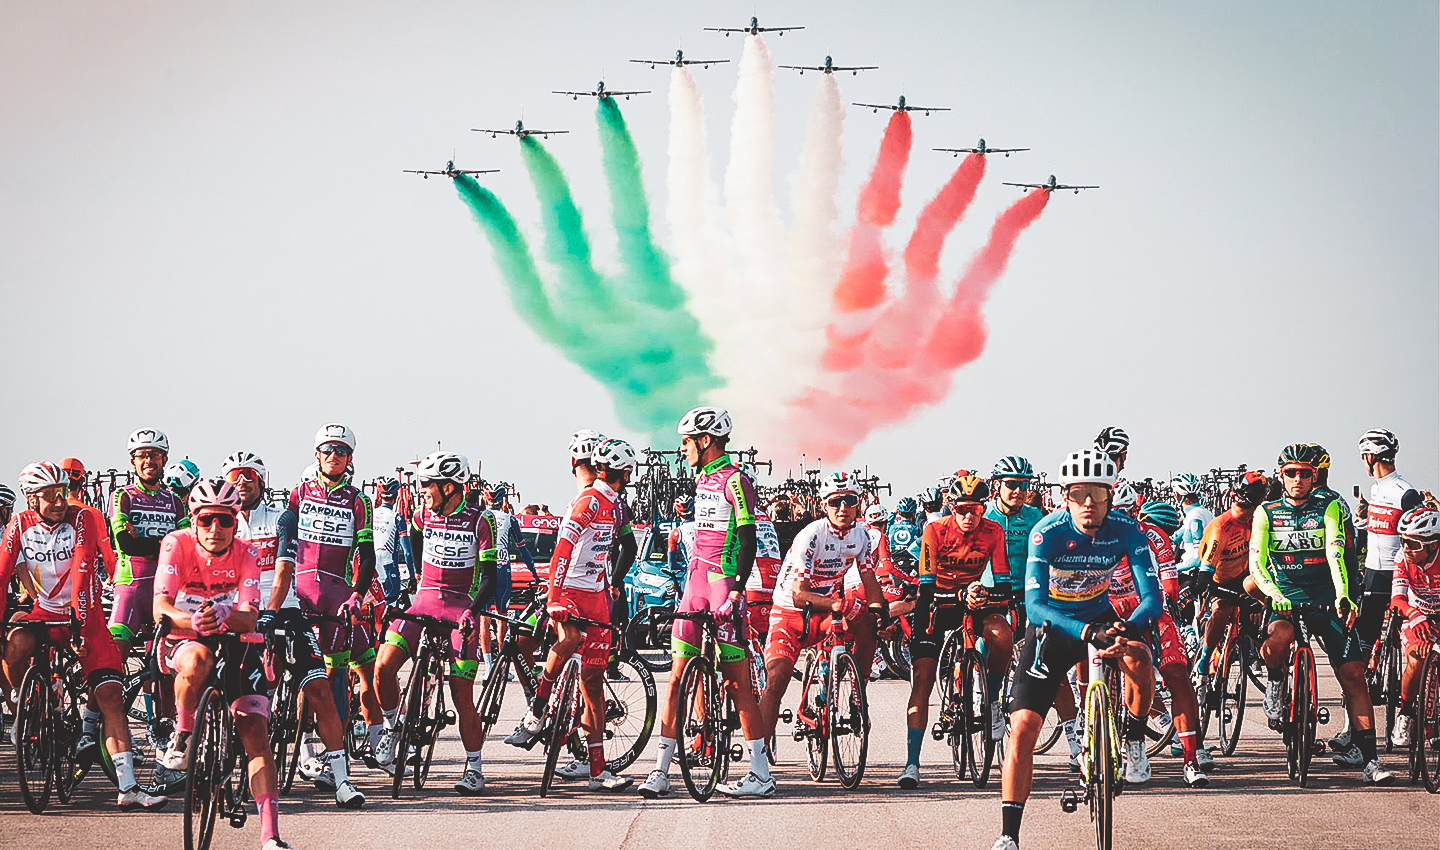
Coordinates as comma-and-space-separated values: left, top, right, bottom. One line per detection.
1366, 471, 1423, 572
154, 529, 262, 641
549, 479, 622, 594
1392, 548, 1440, 618
773, 519, 874, 611
0, 506, 106, 622
745, 510, 783, 593
238, 502, 298, 610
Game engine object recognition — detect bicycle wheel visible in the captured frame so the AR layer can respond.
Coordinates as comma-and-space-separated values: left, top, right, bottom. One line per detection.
1145, 674, 1175, 757
1294, 649, 1315, 787
598, 656, 656, 773
1382, 636, 1402, 754
184, 687, 226, 850
676, 657, 722, 801
15, 665, 54, 814
1218, 638, 1247, 756
53, 672, 87, 803
881, 632, 912, 681
415, 673, 444, 789
625, 607, 674, 674
1085, 683, 1114, 850
391, 649, 428, 798
100, 670, 173, 793
962, 650, 994, 788
1033, 708, 1063, 754
344, 669, 366, 762
1419, 652, 1440, 793
540, 660, 581, 798
830, 650, 868, 790
267, 671, 296, 789
800, 653, 828, 782
475, 654, 511, 740
282, 688, 307, 794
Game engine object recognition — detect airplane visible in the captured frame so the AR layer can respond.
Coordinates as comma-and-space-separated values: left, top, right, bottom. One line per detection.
1002, 174, 1099, 194
552, 80, 651, 101
851, 94, 950, 115
778, 55, 878, 76
629, 49, 730, 70
402, 160, 499, 179
704, 16, 803, 36
933, 138, 1030, 158
470, 120, 569, 139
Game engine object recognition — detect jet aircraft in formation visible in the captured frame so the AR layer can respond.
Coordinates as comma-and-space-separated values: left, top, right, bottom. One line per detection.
705, 16, 803, 36
1002, 174, 1099, 193
778, 55, 877, 75
934, 138, 1029, 158
552, 80, 651, 100
402, 160, 499, 179
852, 94, 950, 115
471, 120, 569, 139
629, 49, 729, 70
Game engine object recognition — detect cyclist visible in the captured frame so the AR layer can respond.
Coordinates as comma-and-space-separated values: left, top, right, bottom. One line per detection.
888, 496, 923, 571
1355, 430, 1422, 698
1388, 506, 1440, 748
1198, 472, 1270, 653
1093, 425, 1130, 472
666, 495, 697, 581
993, 448, 1160, 850
1250, 443, 1393, 784
0, 484, 15, 529
920, 486, 945, 525
274, 424, 373, 806
154, 479, 295, 849
985, 456, 1045, 605
0, 462, 168, 810
899, 475, 1011, 788
479, 484, 536, 677
1171, 473, 1214, 587
372, 453, 497, 794
757, 471, 886, 795
373, 478, 408, 606
164, 459, 201, 506
568, 429, 606, 492
636, 407, 770, 799
505, 438, 637, 791
744, 503, 783, 647
109, 429, 188, 661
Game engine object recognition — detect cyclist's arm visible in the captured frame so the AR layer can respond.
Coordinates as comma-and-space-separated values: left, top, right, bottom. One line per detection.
153, 542, 193, 632
727, 470, 760, 589
0, 518, 22, 625
1127, 526, 1163, 629
1323, 497, 1351, 604
347, 494, 377, 600
915, 523, 939, 627
71, 508, 106, 630
268, 508, 298, 611
1023, 535, 1088, 642
1390, 561, 1416, 620
989, 526, 1012, 599
1247, 508, 1287, 605
468, 514, 500, 615
548, 496, 595, 594
226, 550, 261, 633
1197, 521, 1220, 579
612, 529, 637, 591
111, 490, 161, 558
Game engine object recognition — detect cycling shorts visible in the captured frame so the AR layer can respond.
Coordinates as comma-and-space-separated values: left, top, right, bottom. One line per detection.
265, 610, 328, 691
547, 588, 612, 670
108, 577, 154, 644
1008, 607, 1142, 716
11, 609, 124, 692
1400, 619, 1435, 656
487, 564, 513, 613
164, 635, 270, 718
1212, 575, 1249, 602
1114, 596, 1187, 671
1354, 569, 1395, 647
764, 593, 868, 669
384, 589, 479, 680
1267, 609, 1367, 670
909, 603, 1010, 662
297, 574, 376, 670
744, 590, 772, 644
672, 568, 745, 663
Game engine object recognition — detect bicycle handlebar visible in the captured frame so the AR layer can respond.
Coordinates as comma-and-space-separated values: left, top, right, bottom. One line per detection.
384, 610, 466, 634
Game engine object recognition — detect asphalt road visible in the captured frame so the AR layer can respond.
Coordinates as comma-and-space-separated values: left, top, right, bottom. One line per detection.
3, 657, 1434, 850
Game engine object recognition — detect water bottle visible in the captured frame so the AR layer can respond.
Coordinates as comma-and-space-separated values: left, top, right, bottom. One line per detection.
815, 655, 830, 706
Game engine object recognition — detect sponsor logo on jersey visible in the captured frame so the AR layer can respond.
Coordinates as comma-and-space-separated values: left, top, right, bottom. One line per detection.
131, 508, 179, 536
297, 500, 355, 547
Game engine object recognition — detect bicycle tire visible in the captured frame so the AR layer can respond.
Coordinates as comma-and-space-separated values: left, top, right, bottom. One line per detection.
475, 654, 511, 740
1420, 652, 1440, 793
676, 657, 722, 801
540, 659, 581, 798
830, 650, 868, 790
100, 669, 173, 793
1145, 674, 1176, 757
801, 653, 828, 782
391, 648, 428, 798
599, 656, 657, 773
1382, 635, 1402, 754
267, 671, 296, 788
15, 664, 54, 814
53, 668, 87, 803
625, 607, 674, 674
184, 687, 226, 850
1219, 637, 1247, 757
962, 650, 994, 788
1085, 682, 1114, 850
344, 669, 366, 762
1294, 649, 1315, 788
282, 688, 307, 794
416, 673, 444, 789
880, 632, 912, 681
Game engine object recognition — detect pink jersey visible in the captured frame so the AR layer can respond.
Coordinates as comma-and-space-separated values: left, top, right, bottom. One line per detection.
690, 455, 759, 579
155, 529, 262, 641
773, 519, 874, 612
550, 479, 622, 595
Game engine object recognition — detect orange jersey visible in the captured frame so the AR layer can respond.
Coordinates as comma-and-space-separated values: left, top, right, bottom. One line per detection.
1199, 510, 1251, 583
918, 514, 1009, 593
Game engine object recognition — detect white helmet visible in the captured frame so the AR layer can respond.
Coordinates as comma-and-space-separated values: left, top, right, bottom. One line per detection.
593, 438, 638, 473
416, 452, 471, 485
1357, 428, 1400, 459
18, 462, 67, 494
300, 462, 319, 483
819, 471, 859, 499
568, 429, 606, 462
221, 451, 268, 486
314, 423, 357, 452
1111, 479, 1139, 511
865, 504, 889, 525
128, 428, 170, 455
677, 406, 732, 438
1398, 507, 1440, 542
1170, 473, 1200, 498
163, 461, 200, 490
1058, 448, 1118, 487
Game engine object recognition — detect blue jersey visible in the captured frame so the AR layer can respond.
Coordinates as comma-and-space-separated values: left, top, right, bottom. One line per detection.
985, 503, 1046, 571
886, 516, 922, 564
1025, 509, 1161, 642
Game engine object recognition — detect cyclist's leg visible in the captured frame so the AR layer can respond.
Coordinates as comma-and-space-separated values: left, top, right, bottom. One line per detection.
1398, 632, 1429, 715
981, 611, 1015, 699
903, 605, 948, 769
227, 641, 279, 843
1001, 626, 1085, 847
758, 608, 814, 740
1, 624, 39, 697
1153, 611, 1202, 764
167, 640, 215, 741
1314, 612, 1380, 764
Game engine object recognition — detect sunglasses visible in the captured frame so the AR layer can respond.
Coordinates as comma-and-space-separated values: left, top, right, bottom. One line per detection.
224, 468, 261, 483
319, 445, 353, 457
194, 513, 237, 529
952, 502, 985, 516
826, 494, 860, 508
1281, 466, 1315, 480
999, 479, 1032, 492
1402, 538, 1434, 551
1065, 484, 1110, 504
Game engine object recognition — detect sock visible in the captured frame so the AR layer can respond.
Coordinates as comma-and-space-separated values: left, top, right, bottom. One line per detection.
483, 652, 493, 666
1178, 730, 1197, 763
1063, 719, 1080, 756
1001, 800, 1025, 842
465, 749, 483, 772
325, 750, 350, 785
747, 738, 770, 781
654, 736, 676, 774
367, 723, 383, 750
1126, 712, 1147, 742
906, 727, 924, 767
588, 741, 606, 778
82, 707, 102, 733
256, 792, 279, 843
534, 672, 555, 704
1354, 728, 1378, 763
113, 751, 136, 790
383, 708, 398, 729
177, 706, 195, 735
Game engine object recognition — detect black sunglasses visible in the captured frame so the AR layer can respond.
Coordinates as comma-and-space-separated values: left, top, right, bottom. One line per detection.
826, 494, 860, 508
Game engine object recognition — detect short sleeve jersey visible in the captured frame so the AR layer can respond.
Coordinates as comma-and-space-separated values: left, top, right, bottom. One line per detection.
154, 528, 261, 641
1025, 509, 1161, 642
886, 516, 923, 564
1392, 549, 1440, 617
0, 505, 106, 625
1249, 492, 1349, 606
772, 519, 874, 611
110, 481, 186, 584
1366, 471, 1423, 572
1113, 520, 1178, 602
690, 455, 759, 578
984, 503, 1046, 572
745, 511, 783, 592
288, 478, 374, 584
238, 502, 298, 610
550, 479, 622, 594
410, 503, 498, 598
1198, 510, 1252, 583
918, 514, 1009, 593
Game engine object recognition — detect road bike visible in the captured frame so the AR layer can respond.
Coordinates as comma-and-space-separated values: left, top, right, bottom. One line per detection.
100, 621, 181, 795
1269, 603, 1334, 788
382, 610, 460, 798
532, 614, 615, 797
180, 627, 260, 850
780, 607, 869, 790
1411, 627, 1440, 792
1046, 624, 1124, 850
930, 602, 1008, 787
1196, 584, 1265, 756
10, 612, 94, 813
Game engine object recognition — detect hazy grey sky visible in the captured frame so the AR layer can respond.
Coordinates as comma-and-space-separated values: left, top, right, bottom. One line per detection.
2, 1, 1436, 506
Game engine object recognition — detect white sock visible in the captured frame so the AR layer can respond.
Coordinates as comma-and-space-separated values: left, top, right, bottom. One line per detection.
304, 736, 323, 760
325, 750, 349, 785
747, 739, 770, 781
1063, 719, 1080, 756
466, 749, 483, 772
367, 723, 383, 750
83, 707, 103, 732
383, 709, 398, 729
654, 736, 676, 775
113, 751, 136, 790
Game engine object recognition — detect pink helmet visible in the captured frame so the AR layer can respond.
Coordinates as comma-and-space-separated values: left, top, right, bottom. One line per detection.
187, 478, 244, 515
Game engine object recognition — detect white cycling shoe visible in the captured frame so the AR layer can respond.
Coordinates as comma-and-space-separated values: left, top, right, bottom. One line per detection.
262, 839, 298, 850
1362, 759, 1395, 786
717, 771, 776, 798
1123, 739, 1151, 785
638, 769, 671, 798
335, 779, 365, 808
556, 758, 590, 780
373, 726, 398, 767
454, 768, 486, 795
897, 763, 920, 789
159, 740, 190, 772
587, 770, 633, 791
1182, 762, 1209, 788
990, 837, 1020, 850
117, 785, 169, 810
1391, 715, 1413, 749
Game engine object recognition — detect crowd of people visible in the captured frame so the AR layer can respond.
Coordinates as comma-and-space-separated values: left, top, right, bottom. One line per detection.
1, 414, 1437, 850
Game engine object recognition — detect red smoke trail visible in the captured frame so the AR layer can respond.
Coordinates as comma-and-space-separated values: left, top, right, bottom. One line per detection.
831, 111, 912, 313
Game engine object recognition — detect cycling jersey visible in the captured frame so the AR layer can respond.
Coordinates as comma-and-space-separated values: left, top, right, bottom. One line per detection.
1175, 502, 1214, 571
1315, 486, 1359, 589
1366, 471, 1423, 572
1392, 548, 1440, 620
550, 479, 622, 595
373, 502, 403, 601
984, 503, 1046, 574
886, 515, 923, 565
109, 481, 186, 585
690, 455, 759, 579
409, 503, 498, 598
744, 511, 783, 594
1198, 510, 1252, 584
0, 505, 107, 624
69, 498, 116, 577
288, 478, 374, 585
917, 514, 1009, 593
239, 502, 298, 610
154, 529, 262, 642
1249, 492, 1349, 607
1113, 520, 1180, 602
772, 519, 874, 612
1024, 509, 1160, 642
668, 519, 698, 574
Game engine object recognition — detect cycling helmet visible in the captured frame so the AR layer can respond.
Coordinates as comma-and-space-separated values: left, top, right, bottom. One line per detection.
1093, 426, 1130, 458
314, 423, 357, 452
1231, 471, 1269, 506
300, 462, 319, 483
1276, 443, 1323, 469
819, 471, 859, 499
991, 455, 1036, 480
947, 475, 990, 503
895, 497, 918, 515
1397, 506, 1440, 542
128, 428, 170, 455
165, 459, 200, 490
220, 451, 268, 485
1357, 428, 1400, 459
0, 483, 15, 508
592, 438, 638, 473
1170, 473, 1200, 498
568, 429, 605, 461
1138, 500, 1182, 533
1058, 448, 1118, 487
1111, 480, 1139, 512
920, 486, 943, 509
677, 406, 733, 438
865, 504, 889, 525
18, 462, 67, 494
59, 457, 86, 486
187, 478, 244, 515
485, 484, 509, 504
416, 452, 471, 485
377, 477, 401, 498
1310, 444, 1332, 470
673, 496, 694, 517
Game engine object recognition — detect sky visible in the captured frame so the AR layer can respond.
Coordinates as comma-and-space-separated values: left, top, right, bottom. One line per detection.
2, 1, 1436, 507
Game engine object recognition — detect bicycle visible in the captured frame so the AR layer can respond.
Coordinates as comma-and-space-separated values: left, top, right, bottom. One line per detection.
1412, 629, 1440, 793
1196, 584, 1265, 756
10, 611, 94, 813
780, 606, 870, 790
1371, 606, 1404, 754
1048, 623, 1125, 850
930, 601, 1008, 787
1267, 602, 1335, 788
100, 622, 182, 795
382, 610, 460, 798
533, 614, 615, 798
179, 625, 259, 850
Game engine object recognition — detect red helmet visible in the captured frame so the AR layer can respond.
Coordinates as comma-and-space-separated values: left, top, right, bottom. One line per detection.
59, 457, 86, 486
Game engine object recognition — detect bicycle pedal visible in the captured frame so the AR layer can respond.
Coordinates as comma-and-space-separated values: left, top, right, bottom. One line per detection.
729, 744, 745, 761
229, 811, 248, 828
930, 723, 945, 741
778, 709, 793, 724
1059, 787, 1079, 813
1317, 707, 1330, 724
443, 711, 457, 725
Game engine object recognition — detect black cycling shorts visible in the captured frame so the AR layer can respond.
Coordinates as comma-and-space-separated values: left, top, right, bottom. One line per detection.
910, 603, 967, 661
267, 609, 330, 690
